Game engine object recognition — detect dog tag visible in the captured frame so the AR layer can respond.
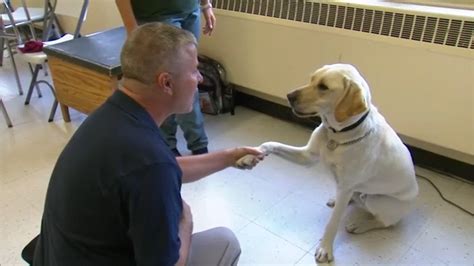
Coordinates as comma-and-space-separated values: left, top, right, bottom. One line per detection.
327, 140, 339, 150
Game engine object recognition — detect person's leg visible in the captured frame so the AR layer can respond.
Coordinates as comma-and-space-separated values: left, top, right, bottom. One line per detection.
176, 92, 208, 153
176, 8, 209, 153
186, 227, 241, 266
160, 114, 179, 152
158, 10, 208, 154
155, 15, 189, 155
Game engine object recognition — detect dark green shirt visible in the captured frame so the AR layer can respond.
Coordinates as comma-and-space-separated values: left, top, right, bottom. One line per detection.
132, 0, 198, 22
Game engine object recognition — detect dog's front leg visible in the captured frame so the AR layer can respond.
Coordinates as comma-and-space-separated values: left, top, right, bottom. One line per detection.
259, 142, 318, 165
315, 189, 353, 263
234, 141, 318, 169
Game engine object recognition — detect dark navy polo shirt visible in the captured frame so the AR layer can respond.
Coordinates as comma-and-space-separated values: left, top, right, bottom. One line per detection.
34, 90, 183, 266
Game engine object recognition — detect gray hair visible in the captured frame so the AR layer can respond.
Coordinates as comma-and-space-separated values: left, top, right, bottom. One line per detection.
120, 22, 197, 85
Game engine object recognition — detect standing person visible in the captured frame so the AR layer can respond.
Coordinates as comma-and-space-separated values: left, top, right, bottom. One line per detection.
115, 0, 217, 156
33, 23, 262, 266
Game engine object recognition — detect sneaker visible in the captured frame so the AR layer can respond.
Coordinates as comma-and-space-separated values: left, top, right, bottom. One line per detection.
192, 147, 208, 155
171, 148, 181, 157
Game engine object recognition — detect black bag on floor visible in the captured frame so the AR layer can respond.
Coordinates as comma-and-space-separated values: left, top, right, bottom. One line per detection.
197, 55, 235, 115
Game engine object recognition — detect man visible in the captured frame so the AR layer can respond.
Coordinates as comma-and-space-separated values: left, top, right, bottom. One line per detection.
115, 0, 217, 156
33, 23, 263, 266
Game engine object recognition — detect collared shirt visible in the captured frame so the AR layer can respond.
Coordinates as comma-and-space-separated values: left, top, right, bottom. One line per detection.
34, 90, 183, 266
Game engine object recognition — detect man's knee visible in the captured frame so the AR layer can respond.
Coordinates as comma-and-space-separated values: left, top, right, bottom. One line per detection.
188, 227, 241, 266
209, 227, 241, 266
211, 227, 240, 251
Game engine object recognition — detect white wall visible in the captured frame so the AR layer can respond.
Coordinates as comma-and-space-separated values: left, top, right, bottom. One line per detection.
20, 0, 473, 162
9, 0, 122, 34
55, 0, 122, 35
198, 11, 474, 162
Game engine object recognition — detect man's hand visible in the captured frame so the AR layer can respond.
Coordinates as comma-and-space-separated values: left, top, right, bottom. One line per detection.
201, 6, 216, 36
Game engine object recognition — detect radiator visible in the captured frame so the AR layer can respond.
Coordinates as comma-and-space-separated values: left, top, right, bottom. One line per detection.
199, 0, 474, 162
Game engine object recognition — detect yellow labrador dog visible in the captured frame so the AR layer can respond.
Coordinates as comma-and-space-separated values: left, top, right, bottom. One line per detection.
257, 64, 419, 263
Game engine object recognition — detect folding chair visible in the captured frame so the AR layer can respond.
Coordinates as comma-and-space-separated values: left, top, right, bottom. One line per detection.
0, 97, 12, 127
1, 0, 33, 95
0, 0, 60, 95
0, 17, 15, 127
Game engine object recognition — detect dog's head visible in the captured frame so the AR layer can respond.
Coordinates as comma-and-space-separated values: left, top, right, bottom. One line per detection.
287, 64, 371, 123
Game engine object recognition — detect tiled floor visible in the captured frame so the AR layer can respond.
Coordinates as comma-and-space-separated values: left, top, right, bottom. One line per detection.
1, 54, 473, 266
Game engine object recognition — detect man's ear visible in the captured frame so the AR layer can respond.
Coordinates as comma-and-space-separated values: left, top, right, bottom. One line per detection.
156, 72, 173, 96
334, 76, 368, 122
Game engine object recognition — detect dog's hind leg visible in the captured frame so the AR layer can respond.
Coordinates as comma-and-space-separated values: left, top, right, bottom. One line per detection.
326, 197, 355, 208
345, 217, 386, 234
327, 192, 361, 208
345, 194, 414, 234
326, 199, 336, 208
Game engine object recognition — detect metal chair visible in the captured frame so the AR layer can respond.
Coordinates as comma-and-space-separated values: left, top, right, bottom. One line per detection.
0, 0, 59, 95
0, 97, 12, 127
0, 15, 19, 128
13, 0, 88, 122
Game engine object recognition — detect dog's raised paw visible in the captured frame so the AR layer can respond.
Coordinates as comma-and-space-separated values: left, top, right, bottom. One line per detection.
258, 142, 278, 155
314, 245, 333, 263
234, 154, 258, 170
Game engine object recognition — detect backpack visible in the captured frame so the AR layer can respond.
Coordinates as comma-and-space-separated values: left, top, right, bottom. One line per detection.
197, 55, 235, 115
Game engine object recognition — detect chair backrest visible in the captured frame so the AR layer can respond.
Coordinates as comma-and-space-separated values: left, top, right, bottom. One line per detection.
53, 0, 89, 39
0, 12, 16, 40
2, 0, 89, 43
1, 0, 38, 43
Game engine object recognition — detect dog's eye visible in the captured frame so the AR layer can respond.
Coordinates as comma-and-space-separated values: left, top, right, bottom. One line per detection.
318, 84, 329, 91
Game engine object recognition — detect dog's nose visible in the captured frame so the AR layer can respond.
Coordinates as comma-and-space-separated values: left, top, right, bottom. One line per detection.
287, 91, 298, 103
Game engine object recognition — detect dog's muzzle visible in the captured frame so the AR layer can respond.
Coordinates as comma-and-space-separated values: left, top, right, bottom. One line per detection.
287, 91, 318, 118
287, 91, 298, 103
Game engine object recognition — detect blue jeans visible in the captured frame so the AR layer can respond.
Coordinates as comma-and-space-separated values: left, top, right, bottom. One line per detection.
157, 7, 208, 151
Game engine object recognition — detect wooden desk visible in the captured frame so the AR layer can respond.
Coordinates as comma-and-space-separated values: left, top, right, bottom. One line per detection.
44, 27, 125, 122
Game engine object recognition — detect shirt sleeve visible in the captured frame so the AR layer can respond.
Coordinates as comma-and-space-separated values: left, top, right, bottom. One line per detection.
121, 162, 183, 266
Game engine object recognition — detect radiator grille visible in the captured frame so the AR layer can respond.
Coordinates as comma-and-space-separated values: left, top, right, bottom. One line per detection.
213, 0, 474, 49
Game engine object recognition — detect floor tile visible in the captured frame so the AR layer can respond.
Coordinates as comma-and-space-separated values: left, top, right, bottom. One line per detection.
237, 222, 308, 265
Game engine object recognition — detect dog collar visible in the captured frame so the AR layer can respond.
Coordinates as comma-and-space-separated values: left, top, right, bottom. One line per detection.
327, 127, 374, 151
329, 110, 370, 133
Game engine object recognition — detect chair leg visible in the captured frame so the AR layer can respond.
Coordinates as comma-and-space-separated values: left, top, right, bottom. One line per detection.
43, 63, 49, 77
49, 99, 58, 122
28, 63, 42, 98
0, 99, 13, 128
24, 64, 58, 122
36, 80, 58, 123
6, 41, 23, 95
25, 65, 41, 105
53, 16, 64, 37
0, 38, 4, 67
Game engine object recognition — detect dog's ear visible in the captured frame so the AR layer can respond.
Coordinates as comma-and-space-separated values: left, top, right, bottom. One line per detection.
334, 77, 368, 122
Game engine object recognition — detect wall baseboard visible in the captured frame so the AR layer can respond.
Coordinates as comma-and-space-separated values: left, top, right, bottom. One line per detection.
235, 90, 473, 182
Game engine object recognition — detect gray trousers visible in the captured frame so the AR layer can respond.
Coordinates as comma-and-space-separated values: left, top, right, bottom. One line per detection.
186, 227, 241, 266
